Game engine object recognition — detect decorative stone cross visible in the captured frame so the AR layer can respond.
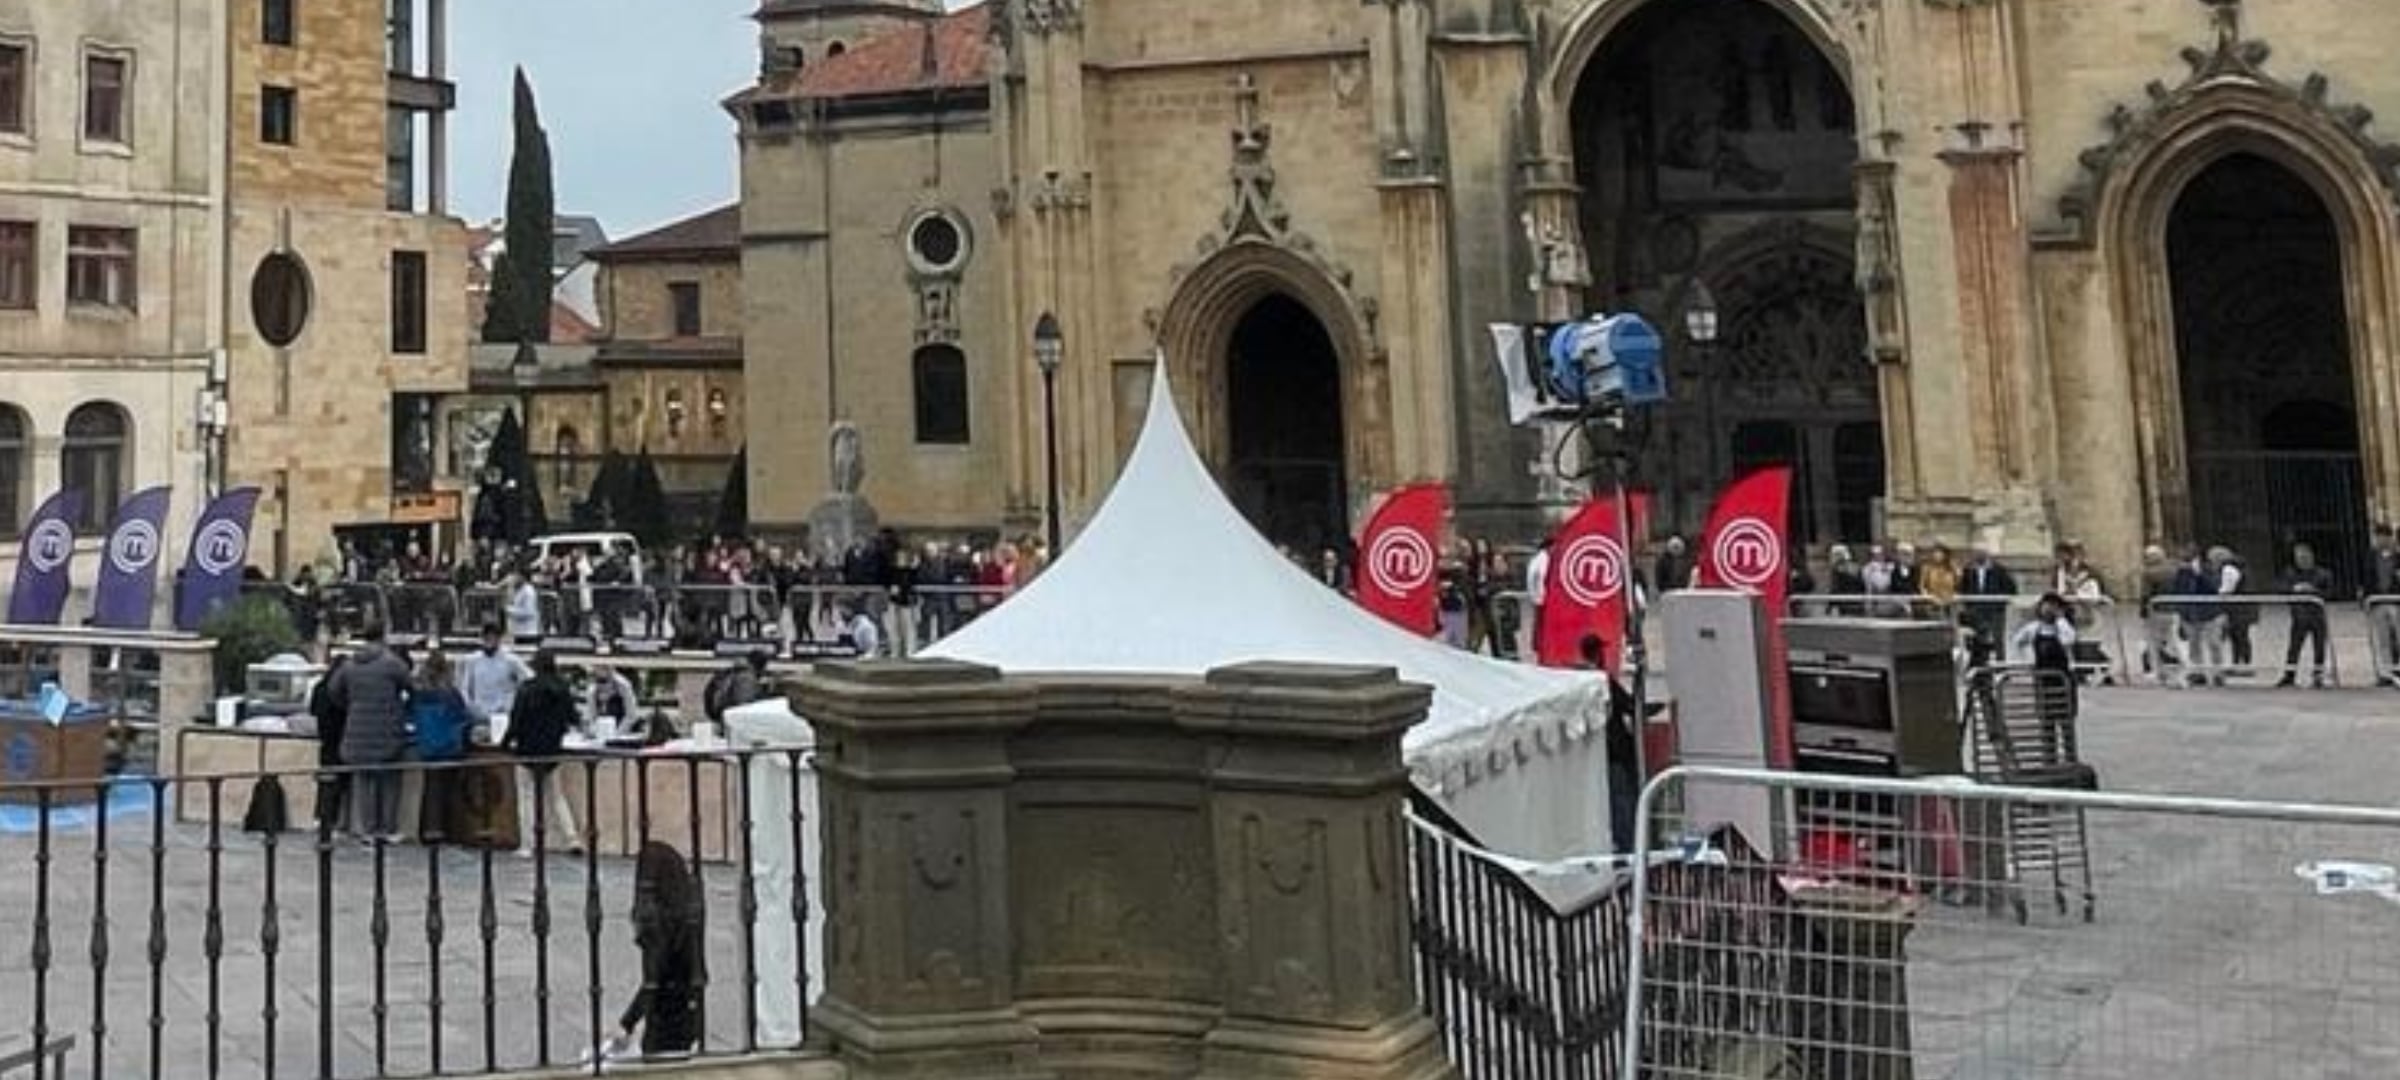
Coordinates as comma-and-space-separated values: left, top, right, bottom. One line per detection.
1232, 72, 1268, 155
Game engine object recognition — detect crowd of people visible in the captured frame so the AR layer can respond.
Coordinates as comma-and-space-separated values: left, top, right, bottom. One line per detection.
303, 620, 717, 1059
273, 531, 1049, 654
1288, 525, 2400, 687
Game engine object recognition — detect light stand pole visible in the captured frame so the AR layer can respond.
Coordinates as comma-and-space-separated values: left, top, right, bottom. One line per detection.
1033, 312, 1065, 556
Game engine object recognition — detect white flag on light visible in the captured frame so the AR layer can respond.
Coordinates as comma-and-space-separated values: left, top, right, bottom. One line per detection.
1488, 323, 1545, 426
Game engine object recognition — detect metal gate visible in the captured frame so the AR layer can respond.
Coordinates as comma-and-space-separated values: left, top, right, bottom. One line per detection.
2189, 450, 2370, 596
1407, 800, 1794, 1080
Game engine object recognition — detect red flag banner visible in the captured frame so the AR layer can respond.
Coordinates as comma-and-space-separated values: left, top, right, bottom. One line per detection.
1357, 483, 1448, 635
1695, 467, 1794, 605
1536, 494, 1636, 668
1696, 466, 1796, 768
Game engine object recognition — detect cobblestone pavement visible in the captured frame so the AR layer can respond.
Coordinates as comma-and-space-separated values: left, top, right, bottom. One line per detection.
3, 651, 2399, 1078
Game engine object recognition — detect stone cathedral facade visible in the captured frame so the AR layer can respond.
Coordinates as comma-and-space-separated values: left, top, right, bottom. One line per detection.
734, 0, 2400, 589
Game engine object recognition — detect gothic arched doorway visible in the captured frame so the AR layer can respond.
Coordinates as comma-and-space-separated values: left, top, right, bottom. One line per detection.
2170, 152, 2369, 588
1566, 0, 1873, 544
1225, 294, 1349, 554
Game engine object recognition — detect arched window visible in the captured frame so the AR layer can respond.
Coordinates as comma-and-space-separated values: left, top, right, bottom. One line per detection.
0, 405, 26, 539
62, 402, 128, 531
706, 387, 729, 437
912, 345, 970, 445
555, 423, 582, 489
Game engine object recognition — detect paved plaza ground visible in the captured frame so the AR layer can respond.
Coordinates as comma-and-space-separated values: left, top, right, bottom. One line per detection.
0, 612, 2395, 1078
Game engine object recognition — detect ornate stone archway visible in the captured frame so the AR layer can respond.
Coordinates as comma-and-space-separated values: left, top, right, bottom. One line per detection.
1532, 0, 1860, 174
1151, 242, 1389, 507
1145, 73, 1393, 508
2074, 0, 2400, 540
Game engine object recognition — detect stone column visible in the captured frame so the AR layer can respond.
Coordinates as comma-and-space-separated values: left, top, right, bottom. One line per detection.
55, 645, 94, 701
1937, 128, 2056, 557
796, 660, 1050, 1079
1180, 663, 1456, 1080
154, 637, 220, 778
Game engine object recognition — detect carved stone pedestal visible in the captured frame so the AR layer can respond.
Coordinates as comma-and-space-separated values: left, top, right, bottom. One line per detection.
798, 661, 1051, 1080
795, 659, 1461, 1080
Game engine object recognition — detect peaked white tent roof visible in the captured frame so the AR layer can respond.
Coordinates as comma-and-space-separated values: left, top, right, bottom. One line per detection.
925, 361, 1607, 803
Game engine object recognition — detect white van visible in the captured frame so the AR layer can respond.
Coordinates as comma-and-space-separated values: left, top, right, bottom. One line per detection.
527, 532, 646, 584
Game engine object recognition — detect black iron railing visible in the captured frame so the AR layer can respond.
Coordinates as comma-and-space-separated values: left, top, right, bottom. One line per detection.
0, 748, 811, 1079
1408, 803, 1795, 1080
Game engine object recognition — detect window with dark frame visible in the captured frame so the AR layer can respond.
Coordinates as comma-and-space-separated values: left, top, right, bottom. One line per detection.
0, 42, 28, 136
0, 222, 32, 310
912, 345, 971, 445
390, 250, 427, 354
66, 226, 136, 310
0, 406, 24, 539
261, 85, 297, 145
83, 53, 128, 144
263, 0, 297, 46
669, 281, 702, 337
61, 402, 127, 533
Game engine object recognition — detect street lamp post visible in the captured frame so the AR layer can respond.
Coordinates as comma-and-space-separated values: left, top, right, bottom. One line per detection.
1033, 312, 1065, 556
1683, 282, 1722, 504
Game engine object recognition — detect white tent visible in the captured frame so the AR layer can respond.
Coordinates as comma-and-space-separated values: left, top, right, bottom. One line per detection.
926, 363, 1618, 878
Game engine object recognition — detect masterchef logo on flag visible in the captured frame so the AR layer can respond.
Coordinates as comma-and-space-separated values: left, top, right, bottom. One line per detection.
1553, 533, 1627, 607
1356, 483, 1448, 635
1696, 468, 1793, 603
1535, 494, 1639, 669
1696, 465, 1796, 768
1710, 517, 1782, 591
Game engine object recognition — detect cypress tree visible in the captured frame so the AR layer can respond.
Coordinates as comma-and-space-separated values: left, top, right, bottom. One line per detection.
480, 249, 521, 344
713, 447, 750, 542
500, 67, 556, 344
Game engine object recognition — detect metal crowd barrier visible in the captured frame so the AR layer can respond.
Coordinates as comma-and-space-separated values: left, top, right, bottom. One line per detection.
0, 748, 815, 1078
1624, 765, 2400, 1078
251, 577, 1011, 657
2367, 595, 2400, 686
1951, 594, 2131, 684
2143, 594, 2342, 688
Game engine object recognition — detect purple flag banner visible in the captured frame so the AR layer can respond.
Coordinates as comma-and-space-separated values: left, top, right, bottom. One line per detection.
6, 489, 87, 626
174, 487, 262, 632
91, 486, 173, 630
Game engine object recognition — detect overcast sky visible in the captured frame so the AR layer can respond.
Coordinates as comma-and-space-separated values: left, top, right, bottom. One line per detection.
450, 0, 760, 239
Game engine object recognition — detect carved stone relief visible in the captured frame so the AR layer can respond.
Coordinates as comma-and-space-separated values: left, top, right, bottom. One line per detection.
899, 808, 987, 996
2051, 0, 2400, 244
1159, 73, 1379, 356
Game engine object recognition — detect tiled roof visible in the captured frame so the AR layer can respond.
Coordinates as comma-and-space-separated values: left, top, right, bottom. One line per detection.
590, 204, 742, 260
793, 3, 989, 100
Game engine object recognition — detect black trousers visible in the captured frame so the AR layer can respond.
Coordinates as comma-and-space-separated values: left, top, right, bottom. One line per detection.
2284, 617, 2328, 674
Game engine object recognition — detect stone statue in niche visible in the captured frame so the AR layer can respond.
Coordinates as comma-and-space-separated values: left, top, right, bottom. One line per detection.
806, 421, 880, 560
1521, 210, 1593, 294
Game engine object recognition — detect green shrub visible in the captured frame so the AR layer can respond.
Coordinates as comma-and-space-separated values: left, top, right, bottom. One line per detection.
198, 594, 304, 696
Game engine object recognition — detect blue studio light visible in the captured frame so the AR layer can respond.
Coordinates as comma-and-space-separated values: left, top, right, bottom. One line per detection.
1544, 313, 1668, 409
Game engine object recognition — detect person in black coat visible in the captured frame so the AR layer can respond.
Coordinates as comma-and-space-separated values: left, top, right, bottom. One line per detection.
2277, 543, 2335, 688
329, 629, 413, 842
602, 842, 704, 1060
308, 654, 352, 835
501, 651, 585, 855
1956, 545, 2020, 651
1582, 634, 1641, 855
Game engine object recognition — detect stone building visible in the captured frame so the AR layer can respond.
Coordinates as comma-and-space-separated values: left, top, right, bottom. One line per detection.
222, 0, 469, 573
734, 0, 2400, 590
437, 206, 750, 530
587, 204, 748, 509
0, 0, 221, 614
